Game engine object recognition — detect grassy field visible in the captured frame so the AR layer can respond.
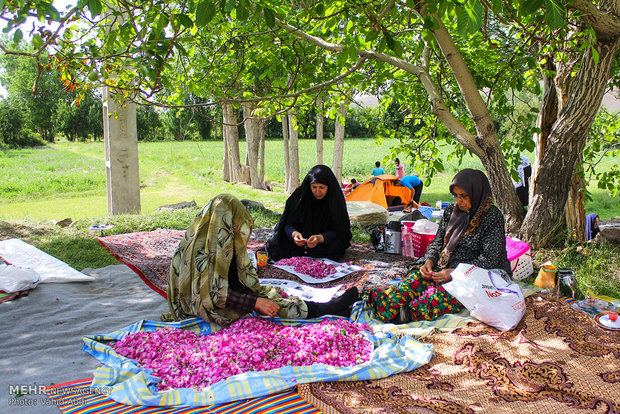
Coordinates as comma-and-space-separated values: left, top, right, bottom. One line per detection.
1, 139, 618, 221
0, 139, 618, 299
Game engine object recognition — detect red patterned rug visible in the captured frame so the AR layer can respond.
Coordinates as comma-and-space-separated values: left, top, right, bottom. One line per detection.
299, 295, 620, 413
98, 229, 415, 298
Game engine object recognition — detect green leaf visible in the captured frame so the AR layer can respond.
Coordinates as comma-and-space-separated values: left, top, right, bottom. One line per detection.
177, 14, 194, 28
263, 8, 275, 27
196, 1, 216, 27
455, 6, 470, 36
544, 0, 566, 30
315, 4, 324, 15
224, 0, 236, 13
87, 0, 102, 17
466, 0, 485, 33
12, 29, 23, 44
519, 0, 541, 16
365, 30, 380, 43
236, 0, 249, 21
384, 32, 395, 51
32, 34, 43, 49
590, 46, 599, 65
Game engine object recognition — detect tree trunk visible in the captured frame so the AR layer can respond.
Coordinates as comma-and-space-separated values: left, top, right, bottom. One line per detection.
259, 118, 266, 187
287, 113, 300, 193
282, 114, 290, 192
222, 102, 241, 183
242, 102, 261, 188
521, 40, 619, 247
222, 107, 230, 181
566, 165, 587, 241
429, 15, 526, 233
332, 99, 348, 184
316, 93, 324, 165
532, 58, 559, 199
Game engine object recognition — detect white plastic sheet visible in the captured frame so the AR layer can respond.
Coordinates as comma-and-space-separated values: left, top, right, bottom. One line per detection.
0, 238, 95, 283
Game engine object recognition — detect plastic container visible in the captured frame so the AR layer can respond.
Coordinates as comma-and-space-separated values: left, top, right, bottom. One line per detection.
410, 232, 435, 257
401, 221, 415, 258
506, 237, 533, 281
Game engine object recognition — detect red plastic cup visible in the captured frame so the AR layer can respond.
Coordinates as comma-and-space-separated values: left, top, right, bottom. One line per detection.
609, 312, 618, 322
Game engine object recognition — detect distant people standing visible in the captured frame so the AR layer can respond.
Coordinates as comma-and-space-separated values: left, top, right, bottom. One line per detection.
514, 155, 532, 207
399, 174, 424, 212
394, 158, 405, 179
372, 161, 385, 176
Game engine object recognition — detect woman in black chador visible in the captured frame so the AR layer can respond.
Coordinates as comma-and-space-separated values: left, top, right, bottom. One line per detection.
266, 165, 352, 261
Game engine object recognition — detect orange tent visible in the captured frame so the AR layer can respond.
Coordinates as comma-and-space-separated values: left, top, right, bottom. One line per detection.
345, 174, 412, 209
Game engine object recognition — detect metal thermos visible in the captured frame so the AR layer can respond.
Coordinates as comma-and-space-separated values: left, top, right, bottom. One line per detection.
384, 221, 402, 254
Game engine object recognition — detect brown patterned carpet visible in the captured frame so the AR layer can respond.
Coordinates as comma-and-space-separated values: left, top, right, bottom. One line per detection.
299, 295, 620, 413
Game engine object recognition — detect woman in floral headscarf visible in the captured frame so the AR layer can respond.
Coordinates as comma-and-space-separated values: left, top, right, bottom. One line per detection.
164, 194, 358, 326
366, 169, 511, 323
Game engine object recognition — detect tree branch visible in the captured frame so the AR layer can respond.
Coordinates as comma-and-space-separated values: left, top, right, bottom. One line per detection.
569, 0, 620, 38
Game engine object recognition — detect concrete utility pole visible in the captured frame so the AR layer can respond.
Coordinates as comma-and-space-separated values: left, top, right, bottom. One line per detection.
102, 87, 141, 215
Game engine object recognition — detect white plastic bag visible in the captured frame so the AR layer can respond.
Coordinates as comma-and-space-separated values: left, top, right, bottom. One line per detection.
443, 263, 526, 331
0, 263, 41, 293
412, 219, 439, 235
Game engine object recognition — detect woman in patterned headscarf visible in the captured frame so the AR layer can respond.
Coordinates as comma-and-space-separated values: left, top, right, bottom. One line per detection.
164, 194, 358, 326
266, 165, 352, 261
366, 169, 511, 323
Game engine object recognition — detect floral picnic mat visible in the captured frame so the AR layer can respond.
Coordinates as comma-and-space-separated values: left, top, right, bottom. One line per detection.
299, 295, 620, 413
97, 229, 416, 298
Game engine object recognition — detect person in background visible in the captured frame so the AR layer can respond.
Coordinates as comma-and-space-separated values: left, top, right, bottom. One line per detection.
586, 213, 600, 241
514, 155, 532, 207
399, 174, 424, 212
394, 158, 405, 179
164, 194, 359, 326
343, 178, 360, 196
372, 161, 385, 176
366, 169, 511, 323
266, 164, 352, 261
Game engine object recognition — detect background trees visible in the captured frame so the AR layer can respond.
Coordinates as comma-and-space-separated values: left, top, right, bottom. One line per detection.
0, 0, 618, 246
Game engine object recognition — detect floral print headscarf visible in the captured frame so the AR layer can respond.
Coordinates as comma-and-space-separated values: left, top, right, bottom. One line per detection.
164, 194, 307, 325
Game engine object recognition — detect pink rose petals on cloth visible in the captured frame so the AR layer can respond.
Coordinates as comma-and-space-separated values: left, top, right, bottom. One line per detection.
112, 317, 373, 391
275, 257, 337, 279
273, 256, 362, 284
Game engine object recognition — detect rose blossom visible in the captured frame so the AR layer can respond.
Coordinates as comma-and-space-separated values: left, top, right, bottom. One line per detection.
275, 257, 336, 279
112, 318, 372, 391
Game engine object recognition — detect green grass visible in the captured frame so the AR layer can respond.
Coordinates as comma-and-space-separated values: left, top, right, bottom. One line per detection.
0, 139, 618, 299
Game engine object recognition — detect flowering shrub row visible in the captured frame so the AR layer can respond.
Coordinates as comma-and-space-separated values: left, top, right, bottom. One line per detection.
275, 256, 336, 278
112, 317, 373, 391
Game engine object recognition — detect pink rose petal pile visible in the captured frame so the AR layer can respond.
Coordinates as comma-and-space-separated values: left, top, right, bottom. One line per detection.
112, 317, 372, 391
275, 256, 336, 279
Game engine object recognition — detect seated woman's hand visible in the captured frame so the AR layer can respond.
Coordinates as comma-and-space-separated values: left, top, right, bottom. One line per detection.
254, 297, 280, 318
292, 231, 307, 246
306, 234, 324, 248
420, 260, 435, 280
430, 268, 453, 284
